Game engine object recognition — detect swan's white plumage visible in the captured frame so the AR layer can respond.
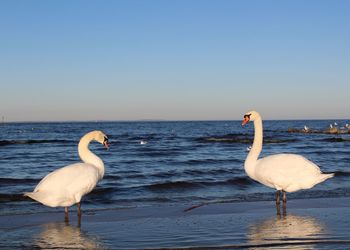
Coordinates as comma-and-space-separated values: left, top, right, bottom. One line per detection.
254, 154, 331, 192
28, 163, 99, 207
243, 111, 333, 194
25, 130, 108, 208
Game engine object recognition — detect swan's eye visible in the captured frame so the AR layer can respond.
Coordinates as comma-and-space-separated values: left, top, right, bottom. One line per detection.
244, 114, 251, 119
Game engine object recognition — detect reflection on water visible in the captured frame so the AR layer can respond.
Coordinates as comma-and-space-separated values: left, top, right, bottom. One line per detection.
248, 213, 326, 249
34, 222, 105, 249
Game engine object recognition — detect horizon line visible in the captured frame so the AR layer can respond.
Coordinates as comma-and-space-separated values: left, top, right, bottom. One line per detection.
2, 117, 350, 123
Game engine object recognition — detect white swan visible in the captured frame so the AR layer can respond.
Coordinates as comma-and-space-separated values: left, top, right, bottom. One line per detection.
25, 130, 109, 218
242, 111, 333, 205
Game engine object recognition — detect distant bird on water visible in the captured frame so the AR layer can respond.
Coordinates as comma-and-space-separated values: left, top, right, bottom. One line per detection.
242, 111, 334, 207
140, 140, 148, 145
25, 131, 109, 221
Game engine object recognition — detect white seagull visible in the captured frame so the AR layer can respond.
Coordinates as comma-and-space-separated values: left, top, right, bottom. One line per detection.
140, 140, 148, 145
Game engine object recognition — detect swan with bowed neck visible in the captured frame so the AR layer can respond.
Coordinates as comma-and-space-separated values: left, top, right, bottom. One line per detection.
242, 111, 333, 204
25, 130, 109, 218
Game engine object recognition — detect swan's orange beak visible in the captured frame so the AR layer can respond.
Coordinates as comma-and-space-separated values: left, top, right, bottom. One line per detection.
242, 116, 250, 126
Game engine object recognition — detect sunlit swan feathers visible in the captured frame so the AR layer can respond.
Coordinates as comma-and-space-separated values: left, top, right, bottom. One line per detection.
25, 130, 109, 219
242, 111, 333, 205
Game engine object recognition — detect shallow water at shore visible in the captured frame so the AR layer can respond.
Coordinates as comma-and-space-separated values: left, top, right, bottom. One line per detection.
1, 197, 350, 249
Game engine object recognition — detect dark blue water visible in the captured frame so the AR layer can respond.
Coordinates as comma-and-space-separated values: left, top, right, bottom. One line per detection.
1, 120, 349, 215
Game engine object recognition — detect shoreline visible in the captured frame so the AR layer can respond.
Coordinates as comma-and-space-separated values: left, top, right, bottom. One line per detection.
1, 197, 350, 249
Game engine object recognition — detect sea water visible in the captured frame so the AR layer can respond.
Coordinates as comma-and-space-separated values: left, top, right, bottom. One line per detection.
0, 120, 349, 215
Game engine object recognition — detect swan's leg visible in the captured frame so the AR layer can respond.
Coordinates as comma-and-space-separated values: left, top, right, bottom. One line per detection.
275, 190, 281, 205
282, 191, 287, 204
282, 202, 287, 216
64, 207, 69, 222
77, 202, 82, 218
282, 191, 287, 216
276, 203, 281, 217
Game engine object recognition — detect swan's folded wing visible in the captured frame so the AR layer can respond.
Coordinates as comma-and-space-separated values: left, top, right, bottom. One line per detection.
256, 154, 323, 191
34, 163, 100, 194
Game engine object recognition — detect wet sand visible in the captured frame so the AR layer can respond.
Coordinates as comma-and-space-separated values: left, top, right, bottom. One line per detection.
1, 197, 350, 249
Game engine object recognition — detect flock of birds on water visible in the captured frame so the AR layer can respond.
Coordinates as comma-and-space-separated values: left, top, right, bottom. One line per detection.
24, 111, 340, 221
293, 123, 350, 134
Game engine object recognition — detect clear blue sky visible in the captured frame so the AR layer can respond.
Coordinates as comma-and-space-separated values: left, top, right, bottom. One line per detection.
1, 0, 349, 121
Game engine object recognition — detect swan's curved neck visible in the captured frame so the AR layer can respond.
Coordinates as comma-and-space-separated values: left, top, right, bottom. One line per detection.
244, 117, 263, 179
78, 133, 104, 179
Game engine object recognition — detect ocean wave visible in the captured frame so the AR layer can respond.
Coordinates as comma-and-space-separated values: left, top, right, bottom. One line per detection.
0, 193, 29, 202
224, 176, 255, 187
148, 168, 240, 180
333, 171, 350, 177
183, 168, 241, 176
150, 171, 178, 179
84, 187, 116, 204
184, 158, 241, 166
0, 177, 39, 184
196, 135, 298, 144
146, 181, 203, 191
0, 139, 70, 147
133, 148, 184, 157
145, 176, 256, 191
104, 175, 123, 181
89, 187, 115, 195
317, 138, 350, 142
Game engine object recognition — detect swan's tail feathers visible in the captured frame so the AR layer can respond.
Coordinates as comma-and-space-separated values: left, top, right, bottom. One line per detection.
320, 173, 335, 182
24, 191, 42, 202
24, 191, 53, 207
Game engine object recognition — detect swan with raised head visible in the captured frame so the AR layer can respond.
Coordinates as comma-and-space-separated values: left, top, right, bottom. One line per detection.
25, 130, 109, 219
242, 111, 333, 205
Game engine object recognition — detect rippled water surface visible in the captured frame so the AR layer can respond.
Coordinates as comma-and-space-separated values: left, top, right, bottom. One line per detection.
0, 120, 349, 215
